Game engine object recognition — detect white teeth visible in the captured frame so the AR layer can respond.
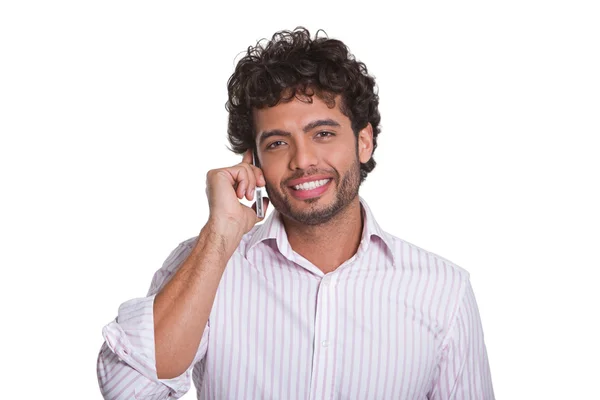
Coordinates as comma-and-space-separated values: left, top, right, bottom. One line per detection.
293, 179, 330, 191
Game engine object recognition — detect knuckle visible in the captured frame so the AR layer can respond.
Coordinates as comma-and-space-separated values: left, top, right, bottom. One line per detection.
207, 168, 221, 179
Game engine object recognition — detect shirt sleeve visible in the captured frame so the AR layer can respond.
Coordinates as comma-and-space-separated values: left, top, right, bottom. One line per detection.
97, 238, 210, 400
429, 277, 495, 400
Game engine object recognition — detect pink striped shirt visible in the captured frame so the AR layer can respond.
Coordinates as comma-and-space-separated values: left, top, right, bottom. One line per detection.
97, 198, 494, 399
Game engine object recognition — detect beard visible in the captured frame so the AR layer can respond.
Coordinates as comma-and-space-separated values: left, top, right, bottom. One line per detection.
264, 156, 361, 226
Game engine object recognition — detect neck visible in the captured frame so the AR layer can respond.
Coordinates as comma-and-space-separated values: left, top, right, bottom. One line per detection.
281, 197, 364, 274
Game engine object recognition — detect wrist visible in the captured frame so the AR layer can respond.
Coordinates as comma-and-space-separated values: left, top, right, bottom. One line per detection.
203, 217, 244, 250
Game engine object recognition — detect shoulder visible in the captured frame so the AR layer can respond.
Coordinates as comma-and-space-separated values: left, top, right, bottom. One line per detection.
147, 230, 257, 295
145, 236, 199, 294
164, 236, 200, 262
382, 231, 471, 295
362, 198, 469, 284
380, 233, 474, 336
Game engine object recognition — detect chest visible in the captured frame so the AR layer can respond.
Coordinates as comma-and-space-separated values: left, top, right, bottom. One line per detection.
198, 263, 443, 399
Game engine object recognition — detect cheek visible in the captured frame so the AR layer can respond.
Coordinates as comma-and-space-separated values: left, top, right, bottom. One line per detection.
324, 148, 356, 169
260, 167, 282, 188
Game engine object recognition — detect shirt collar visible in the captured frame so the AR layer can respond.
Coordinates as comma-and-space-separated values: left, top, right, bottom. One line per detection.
244, 196, 394, 265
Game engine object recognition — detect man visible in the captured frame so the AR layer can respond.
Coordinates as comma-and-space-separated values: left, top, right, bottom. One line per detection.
97, 27, 494, 399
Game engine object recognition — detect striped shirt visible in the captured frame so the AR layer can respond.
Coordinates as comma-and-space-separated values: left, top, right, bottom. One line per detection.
97, 197, 494, 399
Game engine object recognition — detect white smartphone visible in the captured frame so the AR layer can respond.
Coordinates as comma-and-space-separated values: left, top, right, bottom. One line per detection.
253, 151, 265, 218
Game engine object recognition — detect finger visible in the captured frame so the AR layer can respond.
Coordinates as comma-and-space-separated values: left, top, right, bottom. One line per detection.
251, 164, 266, 187
237, 162, 258, 200
230, 166, 250, 199
213, 163, 261, 201
241, 161, 265, 188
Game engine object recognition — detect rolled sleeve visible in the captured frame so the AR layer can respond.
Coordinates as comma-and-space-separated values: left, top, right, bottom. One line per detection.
429, 278, 495, 400
97, 237, 208, 400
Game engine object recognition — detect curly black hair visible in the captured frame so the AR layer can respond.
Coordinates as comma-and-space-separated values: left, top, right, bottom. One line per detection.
226, 27, 381, 182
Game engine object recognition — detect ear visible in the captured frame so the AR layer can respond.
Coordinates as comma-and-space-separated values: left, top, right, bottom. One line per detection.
357, 123, 374, 164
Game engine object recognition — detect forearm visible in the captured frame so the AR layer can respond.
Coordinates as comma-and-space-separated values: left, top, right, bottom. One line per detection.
153, 221, 242, 379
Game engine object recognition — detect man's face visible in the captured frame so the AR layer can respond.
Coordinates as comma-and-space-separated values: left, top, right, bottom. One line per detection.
253, 94, 373, 226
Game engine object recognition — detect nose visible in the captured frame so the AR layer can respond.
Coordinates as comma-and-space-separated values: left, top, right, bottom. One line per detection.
289, 141, 318, 171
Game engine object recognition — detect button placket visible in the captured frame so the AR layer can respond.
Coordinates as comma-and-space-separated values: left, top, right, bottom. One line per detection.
308, 274, 336, 399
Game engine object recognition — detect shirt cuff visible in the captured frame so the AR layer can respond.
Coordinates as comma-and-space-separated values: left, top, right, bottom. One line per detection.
102, 295, 191, 397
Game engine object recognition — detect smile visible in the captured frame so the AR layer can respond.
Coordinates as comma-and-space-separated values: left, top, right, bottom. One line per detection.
292, 179, 332, 191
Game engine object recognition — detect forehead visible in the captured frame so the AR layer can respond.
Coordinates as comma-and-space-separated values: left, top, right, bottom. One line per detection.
252, 94, 349, 133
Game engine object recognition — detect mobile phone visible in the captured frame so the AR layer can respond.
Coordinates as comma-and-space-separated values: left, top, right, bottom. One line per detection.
253, 151, 265, 218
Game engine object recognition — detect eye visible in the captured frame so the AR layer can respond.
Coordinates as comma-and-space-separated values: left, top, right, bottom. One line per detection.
267, 140, 286, 149
315, 131, 335, 138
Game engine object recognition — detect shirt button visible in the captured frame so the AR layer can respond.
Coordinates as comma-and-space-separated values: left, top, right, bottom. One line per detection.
322, 340, 329, 347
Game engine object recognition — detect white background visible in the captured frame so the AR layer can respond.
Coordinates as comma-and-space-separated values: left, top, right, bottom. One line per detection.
1, 0, 598, 398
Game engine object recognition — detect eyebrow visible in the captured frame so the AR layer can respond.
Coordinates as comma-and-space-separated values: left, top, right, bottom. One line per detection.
257, 118, 341, 146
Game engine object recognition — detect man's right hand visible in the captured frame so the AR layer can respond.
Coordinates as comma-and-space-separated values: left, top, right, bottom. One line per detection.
151, 149, 268, 380
204, 149, 269, 240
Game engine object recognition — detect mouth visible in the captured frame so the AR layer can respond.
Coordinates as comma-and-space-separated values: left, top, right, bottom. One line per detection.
287, 178, 333, 200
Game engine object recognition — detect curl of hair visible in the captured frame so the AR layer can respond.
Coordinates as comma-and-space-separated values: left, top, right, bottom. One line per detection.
226, 27, 381, 182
